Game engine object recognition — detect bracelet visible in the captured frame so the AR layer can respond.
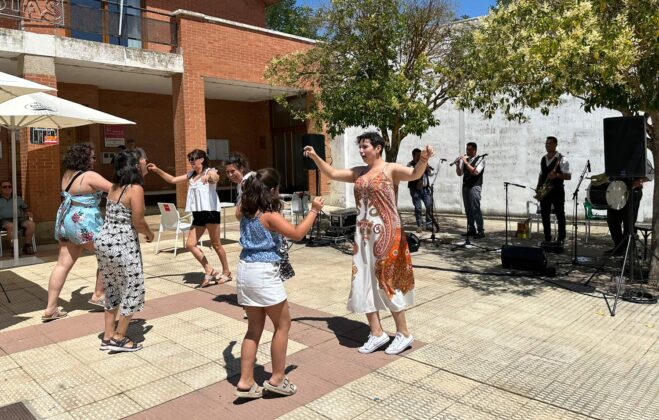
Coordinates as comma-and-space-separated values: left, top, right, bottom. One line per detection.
420, 157, 429, 163
310, 209, 319, 214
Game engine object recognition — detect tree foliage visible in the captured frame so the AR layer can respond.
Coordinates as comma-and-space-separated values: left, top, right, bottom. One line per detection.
265, 0, 320, 39
455, 0, 659, 283
265, 0, 463, 161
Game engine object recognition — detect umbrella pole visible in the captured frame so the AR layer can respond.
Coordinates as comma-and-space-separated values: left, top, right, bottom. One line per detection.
10, 118, 19, 265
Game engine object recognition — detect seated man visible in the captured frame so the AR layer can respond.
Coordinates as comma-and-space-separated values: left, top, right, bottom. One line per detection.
0, 181, 36, 255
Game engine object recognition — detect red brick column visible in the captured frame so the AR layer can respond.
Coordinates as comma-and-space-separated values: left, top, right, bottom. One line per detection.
19, 54, 60, 224
172, 72, 206, 208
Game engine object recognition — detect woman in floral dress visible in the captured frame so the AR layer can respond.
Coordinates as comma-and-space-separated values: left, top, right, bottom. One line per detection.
304, 132, 433, 355
43, 144, 112, 321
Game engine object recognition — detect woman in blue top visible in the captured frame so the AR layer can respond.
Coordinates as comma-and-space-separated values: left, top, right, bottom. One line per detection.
43, 144, 112, 321
235, 168, 323, 399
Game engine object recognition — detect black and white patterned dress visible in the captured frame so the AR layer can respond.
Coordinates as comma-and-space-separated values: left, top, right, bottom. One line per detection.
94, 185, 145, 316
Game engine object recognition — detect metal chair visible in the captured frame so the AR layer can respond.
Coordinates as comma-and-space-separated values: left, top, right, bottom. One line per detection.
583, 200, 607, 243
0, 226, 37, 257
526, 201, 557, 236
291, 191, 310, 224
155, 202, 203, 256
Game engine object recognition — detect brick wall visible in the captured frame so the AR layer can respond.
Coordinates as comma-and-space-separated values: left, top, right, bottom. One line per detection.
146, 0, 268, 27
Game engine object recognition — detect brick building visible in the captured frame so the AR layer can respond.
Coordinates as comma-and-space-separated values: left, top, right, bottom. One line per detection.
0, 0, 328, 240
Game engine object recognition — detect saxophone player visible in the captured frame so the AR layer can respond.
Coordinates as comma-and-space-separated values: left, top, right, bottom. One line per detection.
536, 136, 571, 244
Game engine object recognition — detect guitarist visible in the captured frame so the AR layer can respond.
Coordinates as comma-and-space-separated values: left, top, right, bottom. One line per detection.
536, 136, 571, 244
407, 148, 436, 233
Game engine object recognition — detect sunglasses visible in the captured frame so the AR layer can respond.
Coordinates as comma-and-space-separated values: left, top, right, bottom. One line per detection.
1, 185, 11, 189
188, 157, 201, 163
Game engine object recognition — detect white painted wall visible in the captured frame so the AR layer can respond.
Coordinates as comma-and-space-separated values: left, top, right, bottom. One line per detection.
330, 97, 655, 222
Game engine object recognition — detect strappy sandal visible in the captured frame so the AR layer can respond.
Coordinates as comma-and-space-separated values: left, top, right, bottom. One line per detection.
263, 376, 297, 396
216, 273, 232, 284
100, 338, 111, 351
41, 307, 68, 322
107, 337, 143, 352
200, 270, 220, 288
235, 383, 264, 399
87, 297, 106, 308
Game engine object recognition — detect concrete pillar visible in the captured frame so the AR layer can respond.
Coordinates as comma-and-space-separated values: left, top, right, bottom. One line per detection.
18, 54, 60, 225
172, 72, 206, 208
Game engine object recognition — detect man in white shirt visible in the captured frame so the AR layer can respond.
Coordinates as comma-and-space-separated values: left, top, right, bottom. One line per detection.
536, 136, 571, 244
455, 142, 485, 238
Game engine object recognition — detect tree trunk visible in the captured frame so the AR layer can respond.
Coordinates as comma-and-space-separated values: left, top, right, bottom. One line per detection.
385, 129, 401, 163
648, 111, 659, 287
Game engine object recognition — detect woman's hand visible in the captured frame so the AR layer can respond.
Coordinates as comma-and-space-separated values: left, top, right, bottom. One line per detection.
145, 231, 154, 242
311, 196, 324, 212
421, 145, 434, 161
303, 146, 317, 159
146, 163, 159, 172
201, 174, 210, 184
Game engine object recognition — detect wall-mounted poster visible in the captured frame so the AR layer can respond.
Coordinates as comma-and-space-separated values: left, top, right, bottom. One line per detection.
30, 128, 59, 145
104, 125, 125, 147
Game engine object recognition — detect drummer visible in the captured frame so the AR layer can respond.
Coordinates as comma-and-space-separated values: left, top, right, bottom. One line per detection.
606, 159, 654, 255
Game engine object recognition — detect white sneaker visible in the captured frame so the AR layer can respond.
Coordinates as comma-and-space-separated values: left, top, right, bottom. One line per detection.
358, 333, 390, 354
385, 332, 414, 355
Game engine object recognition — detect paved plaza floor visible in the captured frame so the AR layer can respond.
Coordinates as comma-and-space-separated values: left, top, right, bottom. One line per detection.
0, 213, 657, 419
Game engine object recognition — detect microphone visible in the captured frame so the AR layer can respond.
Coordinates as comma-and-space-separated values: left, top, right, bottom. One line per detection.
440, 158, 447, 163
587, 160, 591, 172
480, 153, 489, 157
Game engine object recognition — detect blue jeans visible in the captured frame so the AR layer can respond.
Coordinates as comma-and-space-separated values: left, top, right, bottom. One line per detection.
462, 186, 483, 233
410, 188, 433, 228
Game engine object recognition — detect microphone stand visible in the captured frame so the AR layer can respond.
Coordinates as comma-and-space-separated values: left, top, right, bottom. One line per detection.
503, 181, 527, 248
424, 158, 444, 246
571, 161, 590, 265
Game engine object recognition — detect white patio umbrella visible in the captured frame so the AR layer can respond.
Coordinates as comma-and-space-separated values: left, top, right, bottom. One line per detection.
0, 71, 56, 103
0, 92, 135, 265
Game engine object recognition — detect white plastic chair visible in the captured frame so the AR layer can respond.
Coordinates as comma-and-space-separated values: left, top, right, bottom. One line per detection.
0, 227, 37, 257
291, 191, 310, 224
526, 201, 557, 236
155, 202, 203, 256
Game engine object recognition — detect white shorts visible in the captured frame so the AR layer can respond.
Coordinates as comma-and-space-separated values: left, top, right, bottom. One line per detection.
236, 260, 287, 307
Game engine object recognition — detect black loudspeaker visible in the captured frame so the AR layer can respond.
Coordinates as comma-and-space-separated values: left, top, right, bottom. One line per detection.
604, 116, 646, 178
406, 233, 420, 253
302, 134, 326, 170
501, 245, 547, 271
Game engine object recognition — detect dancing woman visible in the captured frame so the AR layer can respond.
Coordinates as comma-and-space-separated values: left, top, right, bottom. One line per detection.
43, 144, 112, 321
148, 149, 231, 287
304, 132, 433, 355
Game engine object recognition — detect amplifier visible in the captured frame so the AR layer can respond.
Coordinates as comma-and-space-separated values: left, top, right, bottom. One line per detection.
501, 245, 547, 271
329, 208, 358, 228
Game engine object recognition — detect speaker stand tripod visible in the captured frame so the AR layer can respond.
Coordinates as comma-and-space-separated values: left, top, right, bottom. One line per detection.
419, 157, 443, 247
583, 180, 655, 316
306, 169, 330, 247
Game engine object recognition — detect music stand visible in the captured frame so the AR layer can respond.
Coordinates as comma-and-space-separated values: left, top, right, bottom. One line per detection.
420, 157, 443, 247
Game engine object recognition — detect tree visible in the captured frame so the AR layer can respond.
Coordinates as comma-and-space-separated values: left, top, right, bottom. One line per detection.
265, 0, 463, 162
265, 0, 319, 39
454, 0, 659, 284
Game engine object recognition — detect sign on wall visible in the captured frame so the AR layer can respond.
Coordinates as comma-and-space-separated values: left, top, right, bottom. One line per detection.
30, 128, 59, 145
104, 125, 125, 147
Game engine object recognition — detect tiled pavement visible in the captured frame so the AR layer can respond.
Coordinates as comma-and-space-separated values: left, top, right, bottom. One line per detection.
0, 214, 657, 419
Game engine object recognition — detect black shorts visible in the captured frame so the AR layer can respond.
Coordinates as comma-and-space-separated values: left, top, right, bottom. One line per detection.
192, 211, 221, 227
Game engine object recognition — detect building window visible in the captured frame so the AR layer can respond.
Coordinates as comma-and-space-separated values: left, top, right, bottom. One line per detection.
70, 0, 142, 48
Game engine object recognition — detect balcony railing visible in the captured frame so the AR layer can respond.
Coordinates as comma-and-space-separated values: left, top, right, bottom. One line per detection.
0, 0, 177, 49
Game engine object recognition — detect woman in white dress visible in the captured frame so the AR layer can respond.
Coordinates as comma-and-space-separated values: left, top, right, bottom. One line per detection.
304, 132, 433, 355
147, 149, 231, 287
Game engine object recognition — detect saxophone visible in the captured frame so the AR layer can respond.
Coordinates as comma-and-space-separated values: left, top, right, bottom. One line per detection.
534, 154, 562, 201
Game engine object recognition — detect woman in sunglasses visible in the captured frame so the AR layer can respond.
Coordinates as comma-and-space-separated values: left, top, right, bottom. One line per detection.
147, 149, 231, 286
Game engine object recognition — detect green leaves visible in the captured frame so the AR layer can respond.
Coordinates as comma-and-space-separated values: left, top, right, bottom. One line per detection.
265, 0, 461, 161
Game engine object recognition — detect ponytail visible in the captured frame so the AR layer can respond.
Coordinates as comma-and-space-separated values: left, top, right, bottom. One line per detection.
240, 168, 282, 217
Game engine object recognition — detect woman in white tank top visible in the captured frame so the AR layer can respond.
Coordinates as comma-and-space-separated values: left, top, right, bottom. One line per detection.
147, 149, 231, 287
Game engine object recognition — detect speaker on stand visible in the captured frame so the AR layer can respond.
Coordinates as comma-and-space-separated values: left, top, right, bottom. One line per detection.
302, 134, 329, 246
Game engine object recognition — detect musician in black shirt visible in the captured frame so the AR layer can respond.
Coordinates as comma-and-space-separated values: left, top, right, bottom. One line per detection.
407, 148, 434, 233
536, 136, 571, 244
455, 142, 485, 238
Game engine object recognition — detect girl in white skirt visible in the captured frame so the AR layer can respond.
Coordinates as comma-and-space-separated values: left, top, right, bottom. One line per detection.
234, 168, 323, 399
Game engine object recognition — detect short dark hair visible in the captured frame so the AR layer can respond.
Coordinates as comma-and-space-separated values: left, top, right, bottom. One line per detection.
467, 142, 478, 150
187, 149, 209, 172
225, 152, 250, 174
546, 136, 558, 144
356, 132, 385, 155
126, 138, 135, 145
240, 168, 282, 217
412, 148, 421, 155
63, 143, 95, 171
117, 145, 126, 151
112, 151, 144, 186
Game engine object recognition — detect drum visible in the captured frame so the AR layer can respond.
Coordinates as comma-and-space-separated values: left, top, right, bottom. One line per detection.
587, 182, 609, 209
606, 180, 629, 210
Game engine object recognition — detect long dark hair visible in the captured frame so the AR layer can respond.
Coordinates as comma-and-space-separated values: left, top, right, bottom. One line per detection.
240, 168, 282, 217
225, 151, 250, 174
63, 143, 94, 171
113, 151, 144, 186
